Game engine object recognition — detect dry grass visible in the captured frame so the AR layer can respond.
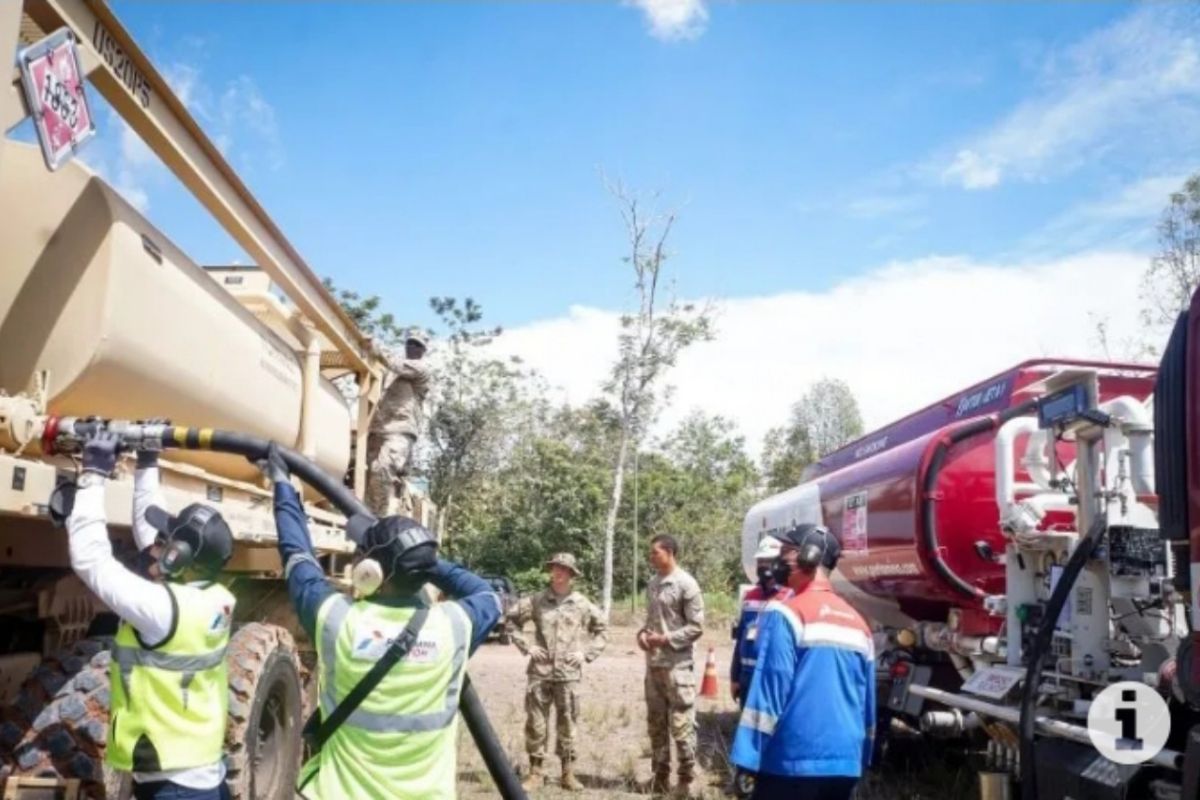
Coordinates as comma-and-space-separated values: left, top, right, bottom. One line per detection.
456, 624, 977, 799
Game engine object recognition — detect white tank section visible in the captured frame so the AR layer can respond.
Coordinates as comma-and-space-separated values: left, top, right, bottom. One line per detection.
740, 482, 822, 583
0, 142, 351, 482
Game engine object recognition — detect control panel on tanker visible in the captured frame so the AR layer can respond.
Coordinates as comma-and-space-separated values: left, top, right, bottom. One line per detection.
1036, 383, 1107, 430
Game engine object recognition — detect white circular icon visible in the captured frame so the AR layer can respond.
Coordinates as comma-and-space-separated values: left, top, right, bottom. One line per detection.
1086, 681, 1171, 765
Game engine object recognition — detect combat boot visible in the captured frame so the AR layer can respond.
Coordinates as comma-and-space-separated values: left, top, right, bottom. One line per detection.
561, 761, 583, 792
522, 759, 544, 791
674, 775, 697, 799
647, 770, 671, 796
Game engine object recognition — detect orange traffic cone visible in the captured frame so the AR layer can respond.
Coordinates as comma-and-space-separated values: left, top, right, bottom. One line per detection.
699, 647, 719, 698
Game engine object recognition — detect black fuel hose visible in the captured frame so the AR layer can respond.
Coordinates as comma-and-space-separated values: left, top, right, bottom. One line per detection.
61, 420, 526, 800
1017, 514, 1105, 800
921, 400, 1039, 600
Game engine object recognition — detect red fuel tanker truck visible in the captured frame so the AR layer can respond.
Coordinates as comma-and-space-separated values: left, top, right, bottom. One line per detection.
743, 345, 1200, 799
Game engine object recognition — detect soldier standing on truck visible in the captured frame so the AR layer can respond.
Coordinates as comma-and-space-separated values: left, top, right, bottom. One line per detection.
730, 524, 875, 800
637, 534, 705, 798
254, 444, 500, 799
508, 553, 608, 792
365, 328, 430, 517
66, 430, 235, 800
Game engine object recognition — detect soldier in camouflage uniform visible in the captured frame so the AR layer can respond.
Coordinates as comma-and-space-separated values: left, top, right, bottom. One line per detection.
637, 534, 705, 798
508, 553, 608, 792
365, 329, 429, 517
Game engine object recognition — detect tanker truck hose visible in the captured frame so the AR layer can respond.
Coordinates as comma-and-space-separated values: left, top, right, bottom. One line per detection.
1017, 514, 1105, 800
104, 423, 527, 800
921, 400, 1040, 600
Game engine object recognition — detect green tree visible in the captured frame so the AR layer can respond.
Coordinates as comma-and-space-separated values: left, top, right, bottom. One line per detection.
1139, 173, 1200, 352
423, 297, 531, 548
322, 278, 410, 347
762, 378, 864, 492
599, 180, 714, 617
627, 413, 759, 593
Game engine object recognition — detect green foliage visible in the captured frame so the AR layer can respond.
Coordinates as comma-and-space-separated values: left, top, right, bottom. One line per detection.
322, 277, 410, 347
762, 377, 864, 492
1140, 173, 1200, 348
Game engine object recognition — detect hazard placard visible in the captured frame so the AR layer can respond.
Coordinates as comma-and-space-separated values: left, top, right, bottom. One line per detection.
843, 491, 868, 552
18, 29, 96, 171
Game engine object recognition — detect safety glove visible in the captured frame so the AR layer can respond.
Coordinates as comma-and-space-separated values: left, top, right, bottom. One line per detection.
252, 442, 291, 485
135, 417, 170, 469
82, 429, 122, 478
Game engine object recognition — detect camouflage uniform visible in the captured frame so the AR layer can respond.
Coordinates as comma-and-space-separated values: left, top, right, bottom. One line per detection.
365, 343, 429, 517
642, 566, 705, 788
509, 555, 608, 774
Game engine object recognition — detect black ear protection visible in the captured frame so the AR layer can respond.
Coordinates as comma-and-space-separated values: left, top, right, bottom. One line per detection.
351, 516, 438, 598
772, 523, 840, 584
145, 504, 233, 579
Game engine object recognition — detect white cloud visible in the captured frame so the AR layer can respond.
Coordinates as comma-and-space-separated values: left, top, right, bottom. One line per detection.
845, 192, 926, 219
942, 149, 1001, 190
938, 6, 1200, 190
1021, 171, 1189, 255
491, 252, 1151, 457
627, 0, 709, 41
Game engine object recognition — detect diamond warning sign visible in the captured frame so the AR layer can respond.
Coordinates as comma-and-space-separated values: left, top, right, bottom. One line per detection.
18, 29, 96, 171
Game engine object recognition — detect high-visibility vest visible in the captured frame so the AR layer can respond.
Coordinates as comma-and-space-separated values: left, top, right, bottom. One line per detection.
107, 581, 235, 773
299, 595, 472, 800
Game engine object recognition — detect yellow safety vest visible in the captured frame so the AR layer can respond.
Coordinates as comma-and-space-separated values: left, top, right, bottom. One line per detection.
299, 595, 472, 800
107, 581, 235, 772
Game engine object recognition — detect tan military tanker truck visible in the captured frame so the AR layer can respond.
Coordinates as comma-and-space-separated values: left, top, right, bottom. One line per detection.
0, 2, 429, 798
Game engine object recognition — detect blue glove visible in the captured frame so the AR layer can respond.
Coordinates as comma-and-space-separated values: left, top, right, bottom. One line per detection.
82, 430, 121, 477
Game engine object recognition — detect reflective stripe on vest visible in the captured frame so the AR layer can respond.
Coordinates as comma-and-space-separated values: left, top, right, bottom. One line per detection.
107, 581, 234, 773
317, 596, 468, 733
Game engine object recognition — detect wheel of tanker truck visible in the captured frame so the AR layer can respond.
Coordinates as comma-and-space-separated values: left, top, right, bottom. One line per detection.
224, 623, 305, 800
0, 624, 304, 800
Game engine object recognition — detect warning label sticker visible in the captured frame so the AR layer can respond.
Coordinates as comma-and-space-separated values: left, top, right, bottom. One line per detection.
843, 492, 868, 552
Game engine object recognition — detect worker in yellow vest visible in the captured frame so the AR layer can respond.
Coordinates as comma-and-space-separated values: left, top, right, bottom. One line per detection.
67, 430, 235, 800
255, 444, 500, 800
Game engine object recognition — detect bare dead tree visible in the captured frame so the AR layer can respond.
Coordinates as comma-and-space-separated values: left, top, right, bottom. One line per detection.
599, 177, 713, 617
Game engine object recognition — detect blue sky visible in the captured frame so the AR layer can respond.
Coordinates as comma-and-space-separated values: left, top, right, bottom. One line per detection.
90, 1, 1193, 328
47, 1, 1199, 447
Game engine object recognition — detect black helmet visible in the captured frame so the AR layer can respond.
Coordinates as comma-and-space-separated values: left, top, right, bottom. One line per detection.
349, 514, 438, 589
145, 503, 234, 578
774, 523, 840, 571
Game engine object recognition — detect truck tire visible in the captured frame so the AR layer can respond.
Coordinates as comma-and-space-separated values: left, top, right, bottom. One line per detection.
224, 623, 303, 800
3, 637, 129, 799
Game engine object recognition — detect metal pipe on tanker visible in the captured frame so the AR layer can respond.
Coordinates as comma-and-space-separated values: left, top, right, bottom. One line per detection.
908, 684, 1184, 771
1099, 396, 1154, 496
996, 417, 1040, 511
1021, 430, 1056, 492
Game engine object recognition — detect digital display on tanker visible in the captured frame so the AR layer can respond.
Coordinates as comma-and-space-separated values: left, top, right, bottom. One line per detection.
1037, 384, 1088, 429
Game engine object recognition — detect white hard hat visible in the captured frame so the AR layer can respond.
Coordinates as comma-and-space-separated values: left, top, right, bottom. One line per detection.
754, 537, 782, 561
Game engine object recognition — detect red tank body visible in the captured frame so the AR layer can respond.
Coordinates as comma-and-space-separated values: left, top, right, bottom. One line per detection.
801, 360, 1156, 631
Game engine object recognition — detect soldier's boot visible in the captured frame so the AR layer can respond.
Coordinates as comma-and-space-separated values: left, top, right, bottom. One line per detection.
561, 761, 583, 792
522, 759, 544, 791
674, 771, 697, 799
647, 770, 671, 796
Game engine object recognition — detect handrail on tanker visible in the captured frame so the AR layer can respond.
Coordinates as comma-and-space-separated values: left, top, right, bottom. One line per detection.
2, 0, 390, 496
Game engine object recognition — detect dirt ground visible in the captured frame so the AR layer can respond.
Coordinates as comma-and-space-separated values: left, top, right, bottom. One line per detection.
456, 624, 978, 800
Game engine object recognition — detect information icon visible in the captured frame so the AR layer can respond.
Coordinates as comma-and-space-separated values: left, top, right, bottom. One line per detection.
1086, 682, 1171, 765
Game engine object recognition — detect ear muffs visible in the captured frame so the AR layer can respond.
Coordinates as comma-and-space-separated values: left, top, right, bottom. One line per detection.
351, 558, 384, 598
159, 538, 195, 576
